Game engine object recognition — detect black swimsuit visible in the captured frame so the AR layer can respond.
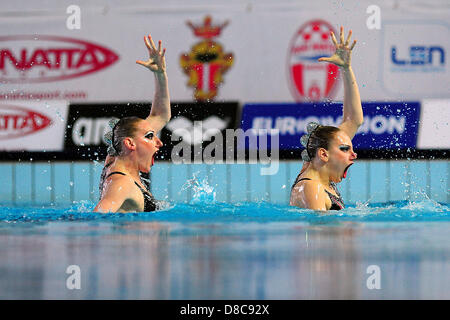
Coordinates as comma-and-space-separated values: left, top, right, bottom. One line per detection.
99, 167, 158, 212
291, 176, 345, 210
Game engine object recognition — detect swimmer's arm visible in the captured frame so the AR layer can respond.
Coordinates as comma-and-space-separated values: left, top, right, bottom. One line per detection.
339, 66, 363, 139
136, 35, 171, 132
290, 180, 327, 211
147, 71, 171, 133
318, 26, 363, 139
93, 178, 132, 213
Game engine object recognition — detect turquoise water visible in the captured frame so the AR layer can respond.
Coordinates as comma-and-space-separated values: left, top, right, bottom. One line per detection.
1, 199, 449, 223
0, 180, 449, 299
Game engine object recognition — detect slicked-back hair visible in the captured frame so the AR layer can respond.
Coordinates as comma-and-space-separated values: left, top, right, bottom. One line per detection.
111, 116, 143, 155
306, 126, 341, 160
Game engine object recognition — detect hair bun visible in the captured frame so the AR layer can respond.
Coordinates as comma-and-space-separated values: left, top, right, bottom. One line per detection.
300, 135, 309, 147
108, 118, 120, 129
103, 117, 120, 156
301, 149, 311, 162
306, 122, 320, 134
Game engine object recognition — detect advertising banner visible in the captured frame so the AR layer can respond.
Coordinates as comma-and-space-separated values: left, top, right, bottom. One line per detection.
65, 103, 151, 160
0, 100, 68, 152
64, 102, 239, 161
417, 99, 450, 149
240, 102, 421, 152
0, 2, 448, 103
381, 21, 449, 98
159, 102, 239, 162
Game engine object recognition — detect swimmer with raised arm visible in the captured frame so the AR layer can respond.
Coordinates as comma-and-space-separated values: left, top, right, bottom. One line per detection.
94, 35, 170, 213
290, 26, 363, 211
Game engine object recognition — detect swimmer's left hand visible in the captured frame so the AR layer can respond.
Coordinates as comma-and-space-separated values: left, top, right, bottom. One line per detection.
318, 26, 356, 69
136, 34, 166, 73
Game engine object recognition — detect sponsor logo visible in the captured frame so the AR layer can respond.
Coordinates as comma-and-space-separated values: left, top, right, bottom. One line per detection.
250, 115, 406, 136
64, 103, 151, 159
165, 115, 229, 145
165, 116, 279, 174
0, 35, 119, 83
240, 103, 420, 150
71, 117, 110, 146
287, 20, 339, 102
180, 16, 234, 101
391, 45, 446, 72
381, 23, 449, 96
0, 104, 51, 140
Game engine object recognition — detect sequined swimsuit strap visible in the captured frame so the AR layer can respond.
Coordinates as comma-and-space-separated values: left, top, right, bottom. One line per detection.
101, 171, 157, 212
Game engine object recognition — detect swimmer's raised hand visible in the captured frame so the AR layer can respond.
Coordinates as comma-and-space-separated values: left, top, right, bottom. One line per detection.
136, 34, 166, 73
318, 26, 356, 69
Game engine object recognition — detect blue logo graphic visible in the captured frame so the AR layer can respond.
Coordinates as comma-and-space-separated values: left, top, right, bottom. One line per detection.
391, 46, 445, 71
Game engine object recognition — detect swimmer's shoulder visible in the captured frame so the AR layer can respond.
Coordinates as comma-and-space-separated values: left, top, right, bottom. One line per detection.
290, 178, 327, 210
294, 177, 323, 192
292, 175, 321, 190
97, 174, 143, 213
103, 170, 140, 199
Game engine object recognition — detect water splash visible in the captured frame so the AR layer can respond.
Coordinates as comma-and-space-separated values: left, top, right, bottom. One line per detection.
181, 172, 216, 204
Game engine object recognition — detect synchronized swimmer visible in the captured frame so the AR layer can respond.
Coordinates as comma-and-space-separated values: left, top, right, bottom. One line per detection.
95, 26, 363, 213
94, 35, 170, 213
290, 26, 363, 211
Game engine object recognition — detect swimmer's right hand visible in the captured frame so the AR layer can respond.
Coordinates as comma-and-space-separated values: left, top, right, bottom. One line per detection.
318, 26, 356, 69
136, 34, 166, 74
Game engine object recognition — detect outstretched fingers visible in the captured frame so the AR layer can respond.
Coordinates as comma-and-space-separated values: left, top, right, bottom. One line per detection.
138, 34, 166, 72
144, 36, 152, 50
350, 39, 357, 50
345, 29, 352, 47
339, 26, 344, 44
136, 60, 148, 67
330, 31, 338, 47
136, 60, 146, 66
318, 56, 332, 63
148, 35, 157, 51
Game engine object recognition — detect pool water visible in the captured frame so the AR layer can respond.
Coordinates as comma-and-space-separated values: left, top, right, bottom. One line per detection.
0, 184, 449, 299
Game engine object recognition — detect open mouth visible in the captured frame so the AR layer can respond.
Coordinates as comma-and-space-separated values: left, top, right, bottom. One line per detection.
151, 150, 159, 166
343, 163, 353, 179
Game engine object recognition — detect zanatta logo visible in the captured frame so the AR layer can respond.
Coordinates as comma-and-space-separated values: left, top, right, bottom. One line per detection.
0, 35, 119, 83
0, 104, 52, 139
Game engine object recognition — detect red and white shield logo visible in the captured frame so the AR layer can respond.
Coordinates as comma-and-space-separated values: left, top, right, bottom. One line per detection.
287, 20, 339, 102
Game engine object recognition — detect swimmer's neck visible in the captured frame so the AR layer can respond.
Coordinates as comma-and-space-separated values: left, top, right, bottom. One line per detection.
109, 156, 142, 182
303, 163, 333, 186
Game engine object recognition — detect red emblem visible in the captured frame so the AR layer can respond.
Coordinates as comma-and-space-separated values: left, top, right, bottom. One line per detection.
180, 16, 234, 101
287, 20, 339, 102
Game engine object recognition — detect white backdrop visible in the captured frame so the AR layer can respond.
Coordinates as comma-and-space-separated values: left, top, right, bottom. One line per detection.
0, 0, 449, 103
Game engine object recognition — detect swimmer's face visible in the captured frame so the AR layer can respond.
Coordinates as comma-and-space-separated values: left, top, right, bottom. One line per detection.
327, 131, 357, 183
134, 120, 163, 172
